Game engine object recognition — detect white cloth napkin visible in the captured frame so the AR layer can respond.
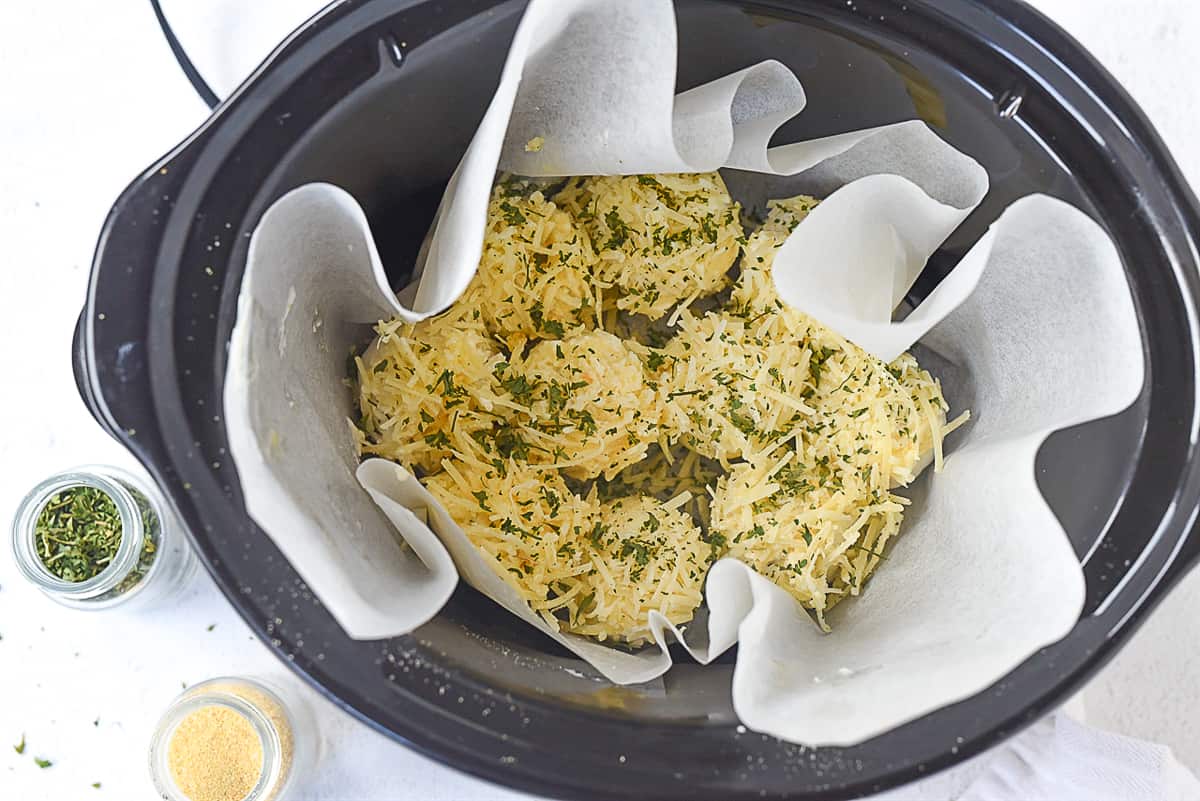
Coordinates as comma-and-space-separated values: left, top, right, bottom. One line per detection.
876, 713, 1200, 801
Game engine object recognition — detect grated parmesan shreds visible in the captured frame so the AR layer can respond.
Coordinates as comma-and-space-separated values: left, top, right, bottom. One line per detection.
556, 172, 743, 319
359, 326, 659, 479
425, 466, 711, 645
355, 305, 501, 474
465, 182, 605, 343
688, 197, 959, 630
597, 445, 726, 533
354, 179, 967, 644
517, 330, 662, 481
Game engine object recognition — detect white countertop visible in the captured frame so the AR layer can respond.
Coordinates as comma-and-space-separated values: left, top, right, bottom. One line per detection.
1, 1, 1197, 799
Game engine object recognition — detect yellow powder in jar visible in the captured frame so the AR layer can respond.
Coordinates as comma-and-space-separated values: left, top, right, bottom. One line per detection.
166, 682, 295, 801
167, 705, 263, 801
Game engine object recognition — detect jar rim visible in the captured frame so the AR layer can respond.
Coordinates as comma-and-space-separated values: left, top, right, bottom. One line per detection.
149, 677, 288, 801
10, 466, 147, 598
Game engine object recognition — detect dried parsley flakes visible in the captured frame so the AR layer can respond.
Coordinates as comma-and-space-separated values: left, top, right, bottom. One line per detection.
34, 487, 123, 582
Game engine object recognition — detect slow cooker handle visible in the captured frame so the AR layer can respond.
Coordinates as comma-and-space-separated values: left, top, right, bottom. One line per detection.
71, 310, 106, 436
80, 1, 222, 432
73, 123, 211, 466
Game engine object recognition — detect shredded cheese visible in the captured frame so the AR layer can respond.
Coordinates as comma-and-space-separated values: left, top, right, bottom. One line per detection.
425, 467, 710, 645
355, 306, 499, 474
518, 330, 661, 481
556, 172, 743, 319
465, 182, 604, 343
354, 178, 965, 643
696, 197, 956, 629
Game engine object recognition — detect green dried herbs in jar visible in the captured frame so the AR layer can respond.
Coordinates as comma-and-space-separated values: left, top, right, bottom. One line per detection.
34, 484, 154, 583
11, 466, 196, 609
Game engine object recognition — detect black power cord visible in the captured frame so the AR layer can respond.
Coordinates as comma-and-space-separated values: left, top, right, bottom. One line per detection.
149, 0, 221, 110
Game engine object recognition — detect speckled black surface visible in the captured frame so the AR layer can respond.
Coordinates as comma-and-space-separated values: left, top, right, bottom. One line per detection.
74, 1, 1200, 798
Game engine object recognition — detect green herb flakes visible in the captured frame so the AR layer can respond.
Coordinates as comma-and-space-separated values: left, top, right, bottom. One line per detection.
498, 200, 526, 226
34, 487, 123, 582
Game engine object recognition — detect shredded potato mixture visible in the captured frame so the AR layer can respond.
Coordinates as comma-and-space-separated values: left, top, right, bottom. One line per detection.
465, 186, 603, 342
428, 469, 709, 644
519, 331, 661, 480
556, 172, 743, 319
355, 307, 498, 475
355, 176, 965, 644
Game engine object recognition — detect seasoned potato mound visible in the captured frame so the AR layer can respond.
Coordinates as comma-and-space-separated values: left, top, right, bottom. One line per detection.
731, 195, 821, 318
466, 184, 602, 343
355, 309, 500, 475
568, 495, 712, 644
516, 330, 661, 481
664, 195, 954, 628
425, 469, 710, 646
356, 179, 964, 642
556, 172, 743, 319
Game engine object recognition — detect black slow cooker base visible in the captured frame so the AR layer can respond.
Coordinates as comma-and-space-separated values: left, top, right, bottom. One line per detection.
76, 1, 1200, 798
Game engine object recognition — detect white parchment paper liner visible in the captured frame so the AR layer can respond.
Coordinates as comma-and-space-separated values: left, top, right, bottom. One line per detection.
224, 0, 1145, 745
393, 0, 987, 362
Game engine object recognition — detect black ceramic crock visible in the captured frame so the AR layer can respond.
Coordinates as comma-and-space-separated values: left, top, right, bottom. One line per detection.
73, 1, 1200, 798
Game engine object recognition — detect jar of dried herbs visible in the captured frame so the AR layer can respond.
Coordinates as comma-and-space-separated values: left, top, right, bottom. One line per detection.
10, 465, 196, 608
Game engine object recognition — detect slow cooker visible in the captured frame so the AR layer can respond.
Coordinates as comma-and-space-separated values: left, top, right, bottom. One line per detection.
73, 1, 1200, 798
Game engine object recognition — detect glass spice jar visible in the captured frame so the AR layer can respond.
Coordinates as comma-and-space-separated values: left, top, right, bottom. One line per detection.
10, 465, 196, 609
149, 676, 316, 801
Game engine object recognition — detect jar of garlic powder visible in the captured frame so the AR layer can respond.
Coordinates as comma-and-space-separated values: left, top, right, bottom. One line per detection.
149, 677, 316, 801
